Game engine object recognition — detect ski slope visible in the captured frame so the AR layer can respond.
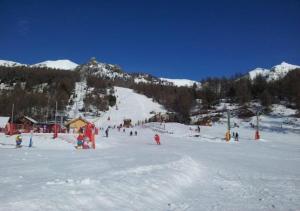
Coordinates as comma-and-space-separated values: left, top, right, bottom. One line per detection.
0, 116, 299, 211
93, 87, 166, 127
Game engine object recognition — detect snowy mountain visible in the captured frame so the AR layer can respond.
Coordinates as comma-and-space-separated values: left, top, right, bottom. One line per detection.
0, 57, 200, 88
31, 59, 78, 70
248, 68, 270, 80
78, 57, 130, 79
160, 77, 201, 87
248, 62, 300, 81
0, 59, 26, 67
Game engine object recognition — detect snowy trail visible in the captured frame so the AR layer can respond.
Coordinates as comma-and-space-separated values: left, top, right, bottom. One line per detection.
0, 121, 300, 210
94, 86, 165, 128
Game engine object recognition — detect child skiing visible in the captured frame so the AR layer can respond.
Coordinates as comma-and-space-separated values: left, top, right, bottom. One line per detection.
82, 137, 90, 149
15, 133, 22, 148
154, 134, 161, 145
77, 133, 84, 149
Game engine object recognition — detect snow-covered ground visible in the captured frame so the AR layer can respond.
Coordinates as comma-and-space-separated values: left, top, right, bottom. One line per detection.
0, 116, 299, 211
93, 87, 166, 128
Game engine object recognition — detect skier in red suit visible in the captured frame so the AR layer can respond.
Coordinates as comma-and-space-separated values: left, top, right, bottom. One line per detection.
154, 134, 160, 145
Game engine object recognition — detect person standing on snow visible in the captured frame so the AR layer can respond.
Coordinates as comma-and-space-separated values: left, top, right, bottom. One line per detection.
15, 133, 22, 148
82, 137, 90, 149
154, 134, 161, 145
76, 133, 84, 149
105, 127, 109, 138
235, 132, 239, 142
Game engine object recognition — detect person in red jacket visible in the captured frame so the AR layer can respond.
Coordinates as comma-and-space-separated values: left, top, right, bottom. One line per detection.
154, 134, 161, 145
77, 133, 84, 149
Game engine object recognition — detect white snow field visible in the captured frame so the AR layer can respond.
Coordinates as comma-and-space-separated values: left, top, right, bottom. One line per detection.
0, 117, 299, 211
93, 87, 166, 128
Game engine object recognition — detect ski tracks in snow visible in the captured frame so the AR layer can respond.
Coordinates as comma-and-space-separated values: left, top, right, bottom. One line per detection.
41, 155, 202, 211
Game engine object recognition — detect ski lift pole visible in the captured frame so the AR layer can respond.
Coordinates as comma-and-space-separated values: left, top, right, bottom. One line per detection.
10, 103, 14, 135
54, 101, 58, 139
255, 111, 260, 140
29, 130, 33, 147
225, 110, 231, 142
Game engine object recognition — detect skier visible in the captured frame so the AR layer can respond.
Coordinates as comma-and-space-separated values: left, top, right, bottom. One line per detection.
105, 127, 109, 137
82, 137, 90, 149
15, 133, 22, 148
77, 133, 84, 149
197, 125, 200, 133
154, 134, 161, 145
135, 131, 137, 136
235, 132, 239, 142
130, 131, 133, 136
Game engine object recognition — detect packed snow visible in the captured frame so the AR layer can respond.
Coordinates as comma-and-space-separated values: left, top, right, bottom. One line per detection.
160, 78, 200, 87
30, 59, 78, 70
0, 115, 299, 210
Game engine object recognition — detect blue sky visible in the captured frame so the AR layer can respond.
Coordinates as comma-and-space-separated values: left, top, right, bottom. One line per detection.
0, 0, 299, 80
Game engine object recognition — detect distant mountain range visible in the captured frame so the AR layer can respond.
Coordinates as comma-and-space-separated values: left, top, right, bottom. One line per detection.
0, 58, 201, 87
247, 62, 300, 81
0, 59, 78, 70
1, 58, 299, 86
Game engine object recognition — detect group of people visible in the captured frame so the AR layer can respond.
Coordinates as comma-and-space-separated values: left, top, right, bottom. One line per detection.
99, 125, 160, 145
76, 132, 91, 149
232, 132, 239, 141
129, 131, 138, 136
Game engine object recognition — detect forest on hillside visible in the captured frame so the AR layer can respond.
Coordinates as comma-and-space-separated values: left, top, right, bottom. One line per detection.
0, 66, 80, 120
0, 65, 299, 123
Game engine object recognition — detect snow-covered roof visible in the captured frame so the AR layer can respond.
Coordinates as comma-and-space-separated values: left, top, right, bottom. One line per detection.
0, 117, 9, 128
